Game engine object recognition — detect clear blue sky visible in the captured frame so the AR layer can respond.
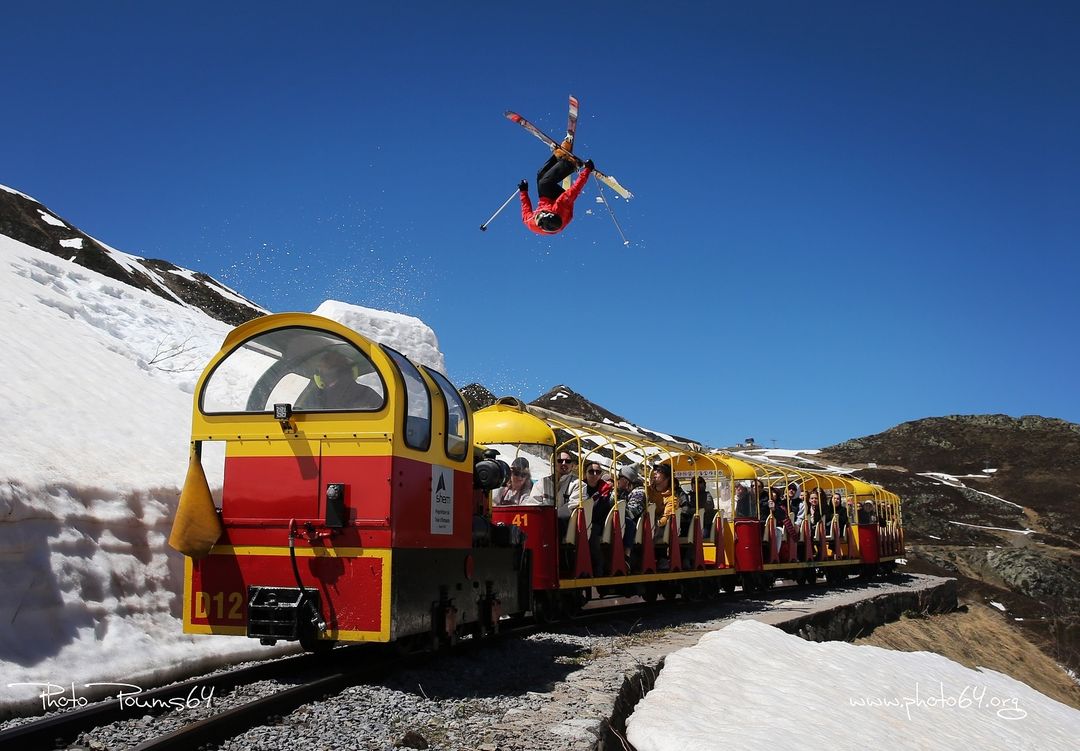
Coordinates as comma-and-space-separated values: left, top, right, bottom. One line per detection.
4, 2, 1079, 448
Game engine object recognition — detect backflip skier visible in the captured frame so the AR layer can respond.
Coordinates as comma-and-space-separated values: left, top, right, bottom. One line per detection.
518, 136, 594, 235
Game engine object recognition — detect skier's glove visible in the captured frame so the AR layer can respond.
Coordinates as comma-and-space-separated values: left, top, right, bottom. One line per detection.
518, 180, 528, 192
583, 159, 594, 171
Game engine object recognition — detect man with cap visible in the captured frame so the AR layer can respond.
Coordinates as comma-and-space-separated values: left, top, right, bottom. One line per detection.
617, 464, 647, 550
495, 457, 533, 505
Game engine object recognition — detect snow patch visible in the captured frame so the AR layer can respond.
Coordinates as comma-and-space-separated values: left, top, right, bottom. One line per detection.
37, 209, 66, 227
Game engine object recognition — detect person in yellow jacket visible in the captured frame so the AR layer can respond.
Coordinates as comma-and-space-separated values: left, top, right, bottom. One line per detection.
649, 462, 691, 536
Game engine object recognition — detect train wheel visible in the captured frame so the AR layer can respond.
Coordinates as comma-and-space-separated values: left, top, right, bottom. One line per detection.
533, 592, 559, 624
299, 634, 336, 653
721, 578, 737, 594
682, 580, 704, 602
561, 588, 587, 617
641, 584, 658, 604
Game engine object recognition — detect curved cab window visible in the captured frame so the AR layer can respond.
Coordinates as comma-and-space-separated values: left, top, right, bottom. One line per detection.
423, 367, 469, 461
201, 327, 386, 414
382, 346, 432, 450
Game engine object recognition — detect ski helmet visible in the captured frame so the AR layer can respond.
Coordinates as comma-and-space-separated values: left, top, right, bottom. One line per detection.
536, 211, 563, 232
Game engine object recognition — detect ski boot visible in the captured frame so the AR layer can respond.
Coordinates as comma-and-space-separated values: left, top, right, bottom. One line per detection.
553, 134, 574, 161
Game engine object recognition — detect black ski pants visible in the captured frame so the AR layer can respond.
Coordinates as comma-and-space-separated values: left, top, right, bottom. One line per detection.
536, 155, 576, 201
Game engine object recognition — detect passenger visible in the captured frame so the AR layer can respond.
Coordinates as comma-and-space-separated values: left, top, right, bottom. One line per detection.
758, 484, 774, 523
857, 500, 876, 525
734, 483, 754, 518
494, 457, 533, 505
795, 490, 822, 526
583, 461, 613, 575
652, 463, 691, 538
694, 477, 716, 528
617, 465, 647, 550
750, 479, 769, 519
825, 491, 849, 535
762, 493, 786, 559
555, 451, 584, 536
784, 483, 800, 518
760, 488, 786, 522
309, 351, 382, 410
767, 488, 789, 523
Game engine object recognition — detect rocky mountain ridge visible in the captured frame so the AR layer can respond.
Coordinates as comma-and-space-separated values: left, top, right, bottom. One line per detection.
1, 184, 265, 325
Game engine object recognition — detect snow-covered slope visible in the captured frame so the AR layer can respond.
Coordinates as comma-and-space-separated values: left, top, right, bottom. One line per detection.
0, 183, 267, 326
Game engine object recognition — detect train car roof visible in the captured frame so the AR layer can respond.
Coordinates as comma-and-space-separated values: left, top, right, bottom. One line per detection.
474, 398, 557, 446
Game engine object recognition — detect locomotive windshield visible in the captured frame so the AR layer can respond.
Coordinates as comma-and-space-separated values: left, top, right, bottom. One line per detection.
200, 327, 387, 414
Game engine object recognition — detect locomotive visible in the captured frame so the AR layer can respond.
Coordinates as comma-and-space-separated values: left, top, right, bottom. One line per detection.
170, 313, 904, 650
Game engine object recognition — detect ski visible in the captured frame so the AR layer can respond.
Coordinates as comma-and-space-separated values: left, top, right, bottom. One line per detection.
505, 110, 634, 200
561, 95, 579, 190
567, 95, 579, 144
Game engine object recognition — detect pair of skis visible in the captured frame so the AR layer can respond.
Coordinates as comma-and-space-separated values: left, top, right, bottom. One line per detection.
504, 99, 634, 200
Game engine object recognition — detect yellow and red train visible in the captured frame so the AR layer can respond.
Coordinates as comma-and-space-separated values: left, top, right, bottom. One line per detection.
171, 313, 904, 649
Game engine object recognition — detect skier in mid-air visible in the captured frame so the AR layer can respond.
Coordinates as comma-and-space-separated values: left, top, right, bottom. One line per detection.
518, 135, 594, 235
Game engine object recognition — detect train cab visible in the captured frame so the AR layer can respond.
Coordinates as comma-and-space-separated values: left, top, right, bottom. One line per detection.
171, 313, 526, 649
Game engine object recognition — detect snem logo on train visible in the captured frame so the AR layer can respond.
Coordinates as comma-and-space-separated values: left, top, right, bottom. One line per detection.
431, 467, 454, 535
169, 312, 905, 651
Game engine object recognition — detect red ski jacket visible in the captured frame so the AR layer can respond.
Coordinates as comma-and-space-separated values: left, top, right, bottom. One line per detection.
519, 165, 593, 235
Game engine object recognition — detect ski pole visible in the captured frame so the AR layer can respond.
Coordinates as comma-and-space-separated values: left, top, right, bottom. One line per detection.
596, 183, 630, 246
480, 190, 519, 231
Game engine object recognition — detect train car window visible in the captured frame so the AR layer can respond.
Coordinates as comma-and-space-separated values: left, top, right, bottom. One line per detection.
201, 327, 386, 414
422, 367, 469, 462
381, 346, 432, 451
485, 443, 555, 506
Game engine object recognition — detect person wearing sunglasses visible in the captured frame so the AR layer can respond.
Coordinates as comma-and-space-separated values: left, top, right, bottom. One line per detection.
554, 452, 582, 531
581, 461, 614, 575
494, 457, 533, 506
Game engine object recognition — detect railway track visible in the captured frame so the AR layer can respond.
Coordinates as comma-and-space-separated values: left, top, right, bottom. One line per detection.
0, 645, 388, 751
0, 576, 866, 750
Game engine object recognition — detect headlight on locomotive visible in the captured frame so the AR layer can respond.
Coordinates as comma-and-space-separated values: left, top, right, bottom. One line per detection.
473, 449, 510, 491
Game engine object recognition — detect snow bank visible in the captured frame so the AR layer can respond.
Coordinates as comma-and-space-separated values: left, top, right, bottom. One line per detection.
315, 299, 445, 373
626, 619, 1080, 751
